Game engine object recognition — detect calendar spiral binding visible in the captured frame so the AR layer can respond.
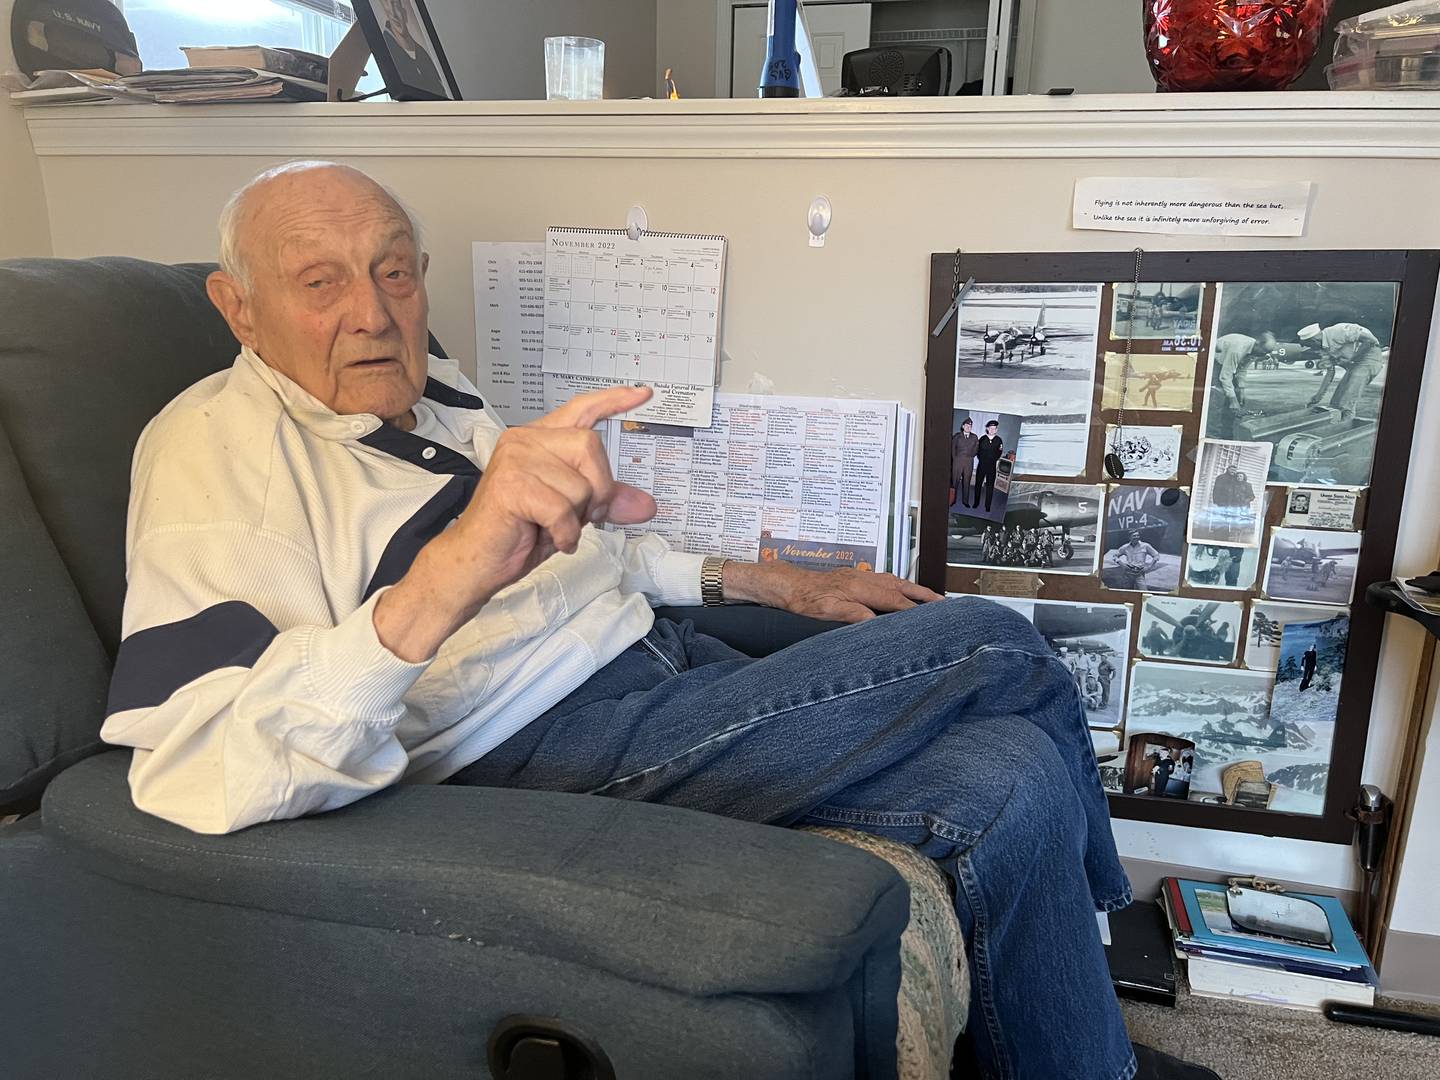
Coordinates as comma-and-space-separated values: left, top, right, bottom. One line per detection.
550, 226, 727, 243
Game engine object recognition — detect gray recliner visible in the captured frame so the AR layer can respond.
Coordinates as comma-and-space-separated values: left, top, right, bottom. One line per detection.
0, 257, 912, 1080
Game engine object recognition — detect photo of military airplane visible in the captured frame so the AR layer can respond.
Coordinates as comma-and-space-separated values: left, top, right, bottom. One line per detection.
947, 482, 1103, 575
1112, 282, 1204, 340
978, 302, 1102, 367
1138, 597, 1243, 665
1262, 527, 1362, 606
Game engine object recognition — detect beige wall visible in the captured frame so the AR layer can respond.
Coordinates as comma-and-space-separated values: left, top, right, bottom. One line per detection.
657, 0, 718, 98
429, 0, 658, 100
1015, 0, 1156, 95
0, 0, 52, 258
24, 102, 1440, 964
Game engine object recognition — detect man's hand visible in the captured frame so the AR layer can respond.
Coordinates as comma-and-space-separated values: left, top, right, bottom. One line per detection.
723, 561, 941, 624
375, 386, 656, 662
449, 385, 657, 586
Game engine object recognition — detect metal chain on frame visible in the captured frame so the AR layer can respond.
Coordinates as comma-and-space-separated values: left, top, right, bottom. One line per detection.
1106, 246, 1146, 479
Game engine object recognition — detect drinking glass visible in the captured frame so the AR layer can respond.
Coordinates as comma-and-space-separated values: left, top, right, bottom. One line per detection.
544, 36, 605, 101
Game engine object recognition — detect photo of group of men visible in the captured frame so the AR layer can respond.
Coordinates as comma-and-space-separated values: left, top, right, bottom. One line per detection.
989, 598, 1131, 732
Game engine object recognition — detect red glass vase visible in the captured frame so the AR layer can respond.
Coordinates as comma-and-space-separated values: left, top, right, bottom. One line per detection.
1143, 1, 1334, 92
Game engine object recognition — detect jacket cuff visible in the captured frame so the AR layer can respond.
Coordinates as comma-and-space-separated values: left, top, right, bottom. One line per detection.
306, 589, 432, 722
649, 551, 708, 608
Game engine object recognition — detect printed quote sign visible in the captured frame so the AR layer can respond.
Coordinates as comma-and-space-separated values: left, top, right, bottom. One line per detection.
1073, 178, 1313, 238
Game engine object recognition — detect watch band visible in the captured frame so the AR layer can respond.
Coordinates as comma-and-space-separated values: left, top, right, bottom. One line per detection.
701, 555, 729, 606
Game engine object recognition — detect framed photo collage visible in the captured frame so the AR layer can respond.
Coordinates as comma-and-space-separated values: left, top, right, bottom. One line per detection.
920, 250, 1440, 843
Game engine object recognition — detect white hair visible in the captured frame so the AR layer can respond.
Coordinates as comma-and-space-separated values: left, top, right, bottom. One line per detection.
216, 160, 425, 289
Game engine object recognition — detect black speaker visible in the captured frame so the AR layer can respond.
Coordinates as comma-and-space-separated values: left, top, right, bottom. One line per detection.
841, 45, 951, 96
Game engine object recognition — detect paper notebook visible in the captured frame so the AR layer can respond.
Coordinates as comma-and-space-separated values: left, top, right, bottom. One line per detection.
542, 226, 727, 428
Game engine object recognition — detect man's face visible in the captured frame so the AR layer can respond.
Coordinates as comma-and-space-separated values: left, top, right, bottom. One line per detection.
986, 423, 999, 435
208, 167, 430, 426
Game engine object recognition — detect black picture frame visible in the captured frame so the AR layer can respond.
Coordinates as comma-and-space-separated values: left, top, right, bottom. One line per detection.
351, 0, 462, 102
921, 249, 1440, 844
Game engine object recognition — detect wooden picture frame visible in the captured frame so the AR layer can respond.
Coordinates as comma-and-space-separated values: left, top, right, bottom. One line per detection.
920, 249, 1440, 843
351, 0, 462, 102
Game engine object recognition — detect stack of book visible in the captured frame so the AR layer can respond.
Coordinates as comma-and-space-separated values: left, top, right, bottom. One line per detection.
1160, 877, 1377, 1011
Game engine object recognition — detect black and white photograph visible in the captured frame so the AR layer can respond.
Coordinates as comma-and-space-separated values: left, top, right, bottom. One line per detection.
1184, 544, 1260, 591
955, 284, 1101, 476
1127, 662, 1328, 814
1199, 282, 1399, 487
1110, 282, 1204, 341
1271, 615, 1350, 740
1100, 485, 1188, 593
1121, 735, 1197, 798
991, 598, 1132, 733
949, 407, 1020, 523
1262, 527, 1362, 606
1138, 597, 1244, 665
353, 0, 462, 101
1104, 424, 1184, 481
1188, 439, 1271, 548
947, 481, 1103, 574
1100, 352, 1198, 412
1245, 600, 1350, 671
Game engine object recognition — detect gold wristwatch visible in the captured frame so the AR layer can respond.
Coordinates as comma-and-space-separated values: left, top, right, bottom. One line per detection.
701, 556, 729, 606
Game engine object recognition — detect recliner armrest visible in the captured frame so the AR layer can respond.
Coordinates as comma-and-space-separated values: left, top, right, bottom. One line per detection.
44, 753, 909, 999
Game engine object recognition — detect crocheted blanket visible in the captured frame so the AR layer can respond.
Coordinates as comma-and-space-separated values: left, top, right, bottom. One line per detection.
801, 827, 970, 1080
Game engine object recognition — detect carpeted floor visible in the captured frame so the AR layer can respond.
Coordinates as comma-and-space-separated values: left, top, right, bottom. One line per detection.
1122, 985, 1440, 1080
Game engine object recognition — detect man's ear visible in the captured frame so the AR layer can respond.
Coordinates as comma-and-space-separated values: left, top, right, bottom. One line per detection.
421, 251, 430, 276
206, 271, 258, 349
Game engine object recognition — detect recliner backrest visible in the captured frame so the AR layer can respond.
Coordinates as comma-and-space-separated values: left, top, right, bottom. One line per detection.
0, 257, 238, 813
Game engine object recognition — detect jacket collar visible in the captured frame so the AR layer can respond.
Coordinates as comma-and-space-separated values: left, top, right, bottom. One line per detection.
235, 347, 480, 443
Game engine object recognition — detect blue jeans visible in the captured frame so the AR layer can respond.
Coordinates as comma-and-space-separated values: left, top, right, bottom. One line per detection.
448, 597, 1135, 1080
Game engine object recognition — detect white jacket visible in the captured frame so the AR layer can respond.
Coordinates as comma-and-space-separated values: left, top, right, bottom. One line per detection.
100, 348, 705, 834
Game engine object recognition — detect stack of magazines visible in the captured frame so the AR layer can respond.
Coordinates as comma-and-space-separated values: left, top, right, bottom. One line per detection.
1160, 877, 1377, 1011
6, 47, 327, 106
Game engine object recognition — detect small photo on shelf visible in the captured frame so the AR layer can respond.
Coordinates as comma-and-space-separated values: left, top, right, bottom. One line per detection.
946, 481, 1104, 575
1100, 485, 1188, 594
1110, 283, 1205, 341
1138, 596, 1244, 665
1262, 527, 1362, 606
1185, 544, 1261, 591
1100, 352, 1198, 412
1189, 439, 1271, 549
1120, 733, 1197, 798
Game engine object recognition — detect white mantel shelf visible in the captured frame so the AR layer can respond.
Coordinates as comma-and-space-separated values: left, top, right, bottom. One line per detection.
23, 91, 1440, 160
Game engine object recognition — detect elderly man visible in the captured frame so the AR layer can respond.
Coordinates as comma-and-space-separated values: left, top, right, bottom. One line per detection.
99, 162, 1211, 1080
1297, 321, 1386, 420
